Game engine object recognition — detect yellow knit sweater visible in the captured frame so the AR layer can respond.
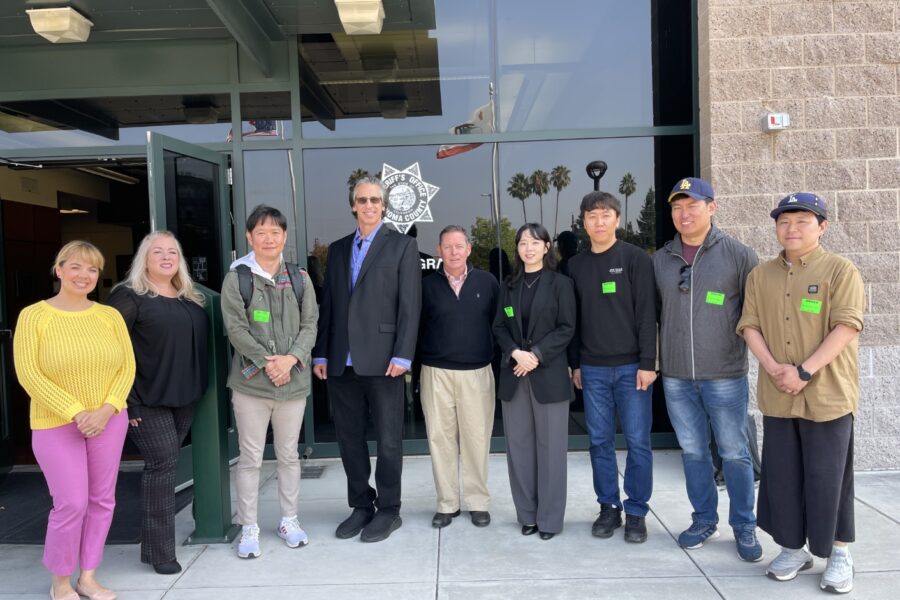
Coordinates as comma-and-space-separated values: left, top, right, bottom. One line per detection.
13, 301, 136, 430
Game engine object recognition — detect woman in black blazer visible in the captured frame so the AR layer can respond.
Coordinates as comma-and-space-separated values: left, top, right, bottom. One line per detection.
493, 223, 576, 540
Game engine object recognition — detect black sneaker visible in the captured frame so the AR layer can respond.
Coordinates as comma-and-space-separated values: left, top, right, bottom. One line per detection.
335, 507, 375, 539
360, 513, 402, 543
592, 504, 622, 538
624, 515, 647, 543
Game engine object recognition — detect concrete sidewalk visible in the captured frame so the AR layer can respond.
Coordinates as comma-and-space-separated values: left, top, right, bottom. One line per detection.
2, 451, 899, 599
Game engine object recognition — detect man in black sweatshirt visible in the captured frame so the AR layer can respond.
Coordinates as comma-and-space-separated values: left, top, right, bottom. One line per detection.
568, 191, 657, 543
419, 225, 499, 529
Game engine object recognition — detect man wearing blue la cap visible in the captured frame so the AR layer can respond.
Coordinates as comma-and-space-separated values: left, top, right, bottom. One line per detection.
738, 192, 864, 593
653, 177, 763, 562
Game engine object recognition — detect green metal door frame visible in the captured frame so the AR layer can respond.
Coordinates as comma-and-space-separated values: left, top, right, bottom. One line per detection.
0, 197, 13, 473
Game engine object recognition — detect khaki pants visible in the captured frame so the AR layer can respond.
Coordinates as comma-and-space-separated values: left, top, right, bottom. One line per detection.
420, 365, 495, 513
232, 390, 306, 525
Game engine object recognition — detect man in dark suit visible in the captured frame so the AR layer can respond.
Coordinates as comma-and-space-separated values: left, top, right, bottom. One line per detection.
312, 176, 421, 543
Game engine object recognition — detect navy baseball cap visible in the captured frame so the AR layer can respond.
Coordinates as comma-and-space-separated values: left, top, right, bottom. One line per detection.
770, 193, 828, 220
668, 177, 715, 203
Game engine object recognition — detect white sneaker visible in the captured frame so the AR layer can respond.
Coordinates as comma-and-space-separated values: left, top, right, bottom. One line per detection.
278, 515, 309, 548
820, 547, 853, 594
765, 546, 813, 581
237, 524, 261, 558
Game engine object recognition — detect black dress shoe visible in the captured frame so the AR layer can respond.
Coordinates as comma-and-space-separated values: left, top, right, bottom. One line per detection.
360, 513, 402, 542
539, 531, 555, 540
152, 560, 182, 575
432, 510, 461, 528
470, 511, 491, 527
521, 524, 538, 536
336, 507, 375, 539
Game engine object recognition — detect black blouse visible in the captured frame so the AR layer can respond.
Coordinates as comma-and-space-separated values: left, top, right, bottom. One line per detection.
107, 286, 209, 418
521, 269, 543, 336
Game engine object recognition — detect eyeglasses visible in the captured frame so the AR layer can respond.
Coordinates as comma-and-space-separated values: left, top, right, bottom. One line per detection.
354, 196, 383, 205
678, 265, 692, 293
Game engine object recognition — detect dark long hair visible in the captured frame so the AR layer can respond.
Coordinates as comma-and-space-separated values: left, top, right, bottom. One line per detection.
506, 223, 557, 288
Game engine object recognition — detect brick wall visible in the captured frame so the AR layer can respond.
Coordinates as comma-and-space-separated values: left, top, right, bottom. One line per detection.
698, 0, 900, 469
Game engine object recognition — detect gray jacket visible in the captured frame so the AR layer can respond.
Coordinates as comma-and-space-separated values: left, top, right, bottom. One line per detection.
653, 225, 758, 380
222, 254, 319, 400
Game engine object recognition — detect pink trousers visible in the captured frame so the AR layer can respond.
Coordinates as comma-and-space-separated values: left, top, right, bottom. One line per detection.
32, 410, 128, 576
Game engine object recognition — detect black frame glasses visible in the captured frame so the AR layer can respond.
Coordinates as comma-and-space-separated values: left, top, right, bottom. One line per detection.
678, 265, 692, 293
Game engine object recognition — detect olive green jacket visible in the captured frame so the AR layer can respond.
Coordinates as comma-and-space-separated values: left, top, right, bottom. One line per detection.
221, 259, 319, 401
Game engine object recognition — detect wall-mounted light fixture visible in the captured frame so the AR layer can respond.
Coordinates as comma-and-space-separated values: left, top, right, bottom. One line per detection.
26, 7, 93, 44
334, 0, 385, 35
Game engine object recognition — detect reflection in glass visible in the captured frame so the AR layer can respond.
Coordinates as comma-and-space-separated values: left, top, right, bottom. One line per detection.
243, 150, 299, 263
299, 0, 491, 139
0, 94, 233, 149
238, 92, 293, 142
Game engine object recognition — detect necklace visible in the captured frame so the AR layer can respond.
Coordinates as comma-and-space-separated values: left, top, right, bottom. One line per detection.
524, 274, 542, 289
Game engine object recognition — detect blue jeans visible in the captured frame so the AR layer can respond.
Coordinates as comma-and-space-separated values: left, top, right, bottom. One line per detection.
581, 363, 653, 517
663, 375, 756, 531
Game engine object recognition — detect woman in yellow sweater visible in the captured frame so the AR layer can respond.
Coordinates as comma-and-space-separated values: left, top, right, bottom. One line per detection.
13, 240, 135, 600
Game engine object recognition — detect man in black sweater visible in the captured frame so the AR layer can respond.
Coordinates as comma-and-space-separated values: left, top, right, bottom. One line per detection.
568, 191, 657, 543
419, 225, 499, 529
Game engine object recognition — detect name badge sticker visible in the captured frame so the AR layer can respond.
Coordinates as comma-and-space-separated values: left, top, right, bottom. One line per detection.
504, 306, 515, 318
602, 281, 616, 294
705, 291, 725, 305
800, 299, 822, 314
253, 310, 271, 323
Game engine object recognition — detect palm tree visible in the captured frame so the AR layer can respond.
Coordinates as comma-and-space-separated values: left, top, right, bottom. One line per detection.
507, 172, 531, 224
531, 170, 550, 224
347, 168, 370, 190
550, 165, 571, 237
618, 172, 637, 233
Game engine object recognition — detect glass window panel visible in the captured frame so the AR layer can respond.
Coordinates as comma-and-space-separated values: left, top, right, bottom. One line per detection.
243, 150, 299, 264
496, 0, 692, 131
299, 0, 492, 139
0, 94, 233, 149
301, 144, 498, 442
239, 92, 293, 142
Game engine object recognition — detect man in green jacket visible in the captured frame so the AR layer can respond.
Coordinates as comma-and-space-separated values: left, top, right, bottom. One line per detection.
221, 205, 318, 559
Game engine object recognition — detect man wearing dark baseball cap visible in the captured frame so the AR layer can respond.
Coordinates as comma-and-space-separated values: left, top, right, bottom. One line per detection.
653, 177, 762, 561
738, 192, 864, 593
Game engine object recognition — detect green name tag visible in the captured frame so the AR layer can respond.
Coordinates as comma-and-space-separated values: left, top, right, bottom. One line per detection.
602, 281, 616, 294
705, 291, 725, 305
504, 306, 515, 318
252, 310, 271, 323
800, 298, 822, 314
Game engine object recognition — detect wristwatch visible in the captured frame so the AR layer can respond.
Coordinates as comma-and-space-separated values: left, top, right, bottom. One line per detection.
797, 364, 812, 382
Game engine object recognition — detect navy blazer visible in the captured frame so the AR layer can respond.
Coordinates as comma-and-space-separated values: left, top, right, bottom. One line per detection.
313, 224, 421, 377
492, 269, 576, 403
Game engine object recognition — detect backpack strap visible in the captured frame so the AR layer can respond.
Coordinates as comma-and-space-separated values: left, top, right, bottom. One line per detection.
235, 264, 254, 310
285, 262, 306, 307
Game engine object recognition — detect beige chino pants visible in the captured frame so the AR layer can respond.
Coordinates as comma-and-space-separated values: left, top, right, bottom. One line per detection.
231, 390, 306, 526
420, 365, 495, 513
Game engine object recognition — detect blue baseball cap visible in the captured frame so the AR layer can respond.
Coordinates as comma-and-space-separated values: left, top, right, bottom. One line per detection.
771, 192, 828, 220
668, 177, 715, 203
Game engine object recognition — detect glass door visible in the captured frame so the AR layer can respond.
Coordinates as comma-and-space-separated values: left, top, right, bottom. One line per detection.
0, 199, 12, 473
146, 132, 237, 487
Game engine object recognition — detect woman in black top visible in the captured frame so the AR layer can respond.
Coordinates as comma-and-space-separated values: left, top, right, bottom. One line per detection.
492, 223, 576, 540
108, 231, 209, 575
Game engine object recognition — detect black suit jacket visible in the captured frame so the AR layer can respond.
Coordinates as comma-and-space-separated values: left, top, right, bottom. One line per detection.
313, 224, 422, 377
492, 270, 576, 403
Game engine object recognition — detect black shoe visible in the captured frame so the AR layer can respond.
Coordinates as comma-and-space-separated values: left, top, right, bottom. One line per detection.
470, 511, 491, 527
539, 531, 555, 540
432, 510, 461, 528
336, 507, 375, 539
152, 560, 182, 575
624, 515, 647, 543
360, 513, 402, 542
521, 524, 539, 536
592, 504, 623, 538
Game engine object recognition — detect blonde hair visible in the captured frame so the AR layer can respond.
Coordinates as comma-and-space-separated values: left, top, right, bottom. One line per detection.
51, 240, 104, 276
117, 231, 205, 306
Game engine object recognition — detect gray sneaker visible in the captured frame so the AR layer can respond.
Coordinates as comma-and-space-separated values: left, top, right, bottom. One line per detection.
765, 546, 813, 581
820, 548, 853, 594
237, 524, 261, 558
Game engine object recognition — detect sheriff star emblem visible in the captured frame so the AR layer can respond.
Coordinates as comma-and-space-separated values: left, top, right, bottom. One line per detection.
382, 162, 439, 234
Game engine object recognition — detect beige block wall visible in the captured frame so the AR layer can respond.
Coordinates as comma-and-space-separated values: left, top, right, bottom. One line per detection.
699, 0, 900, 469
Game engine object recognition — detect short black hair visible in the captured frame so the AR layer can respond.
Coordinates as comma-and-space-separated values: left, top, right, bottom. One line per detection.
246, 204, 287, 232
778, 208, 826, 225
580, 191, 621, 219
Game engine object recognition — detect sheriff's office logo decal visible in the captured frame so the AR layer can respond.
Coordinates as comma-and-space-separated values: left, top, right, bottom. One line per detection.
382, 162, 439, 234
